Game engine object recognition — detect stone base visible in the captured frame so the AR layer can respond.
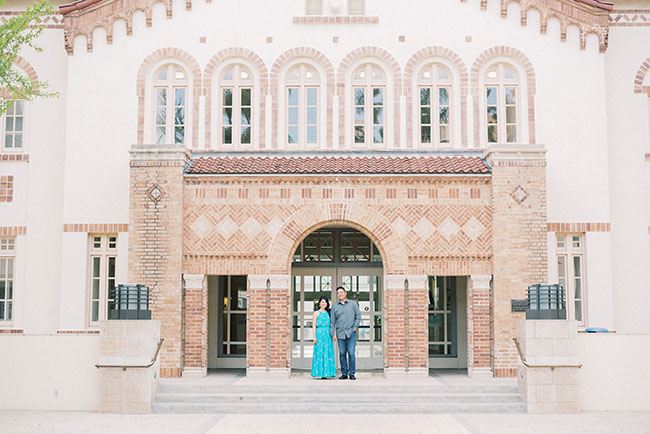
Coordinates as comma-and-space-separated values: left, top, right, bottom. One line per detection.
468, 366, 493, 378
246, 367, 291, 378
182, 366, 207, 378
384, 367, 429, 379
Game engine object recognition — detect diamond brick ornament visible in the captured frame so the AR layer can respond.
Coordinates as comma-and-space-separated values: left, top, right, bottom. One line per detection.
147, 184, 163, 203
510, 185, 529, 205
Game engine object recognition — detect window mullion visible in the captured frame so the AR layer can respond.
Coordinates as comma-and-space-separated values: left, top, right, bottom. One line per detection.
366, 85, 372, 145
234, 84, 240, 146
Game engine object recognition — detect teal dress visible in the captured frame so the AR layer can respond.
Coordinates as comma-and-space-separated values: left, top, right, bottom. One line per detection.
311, 311, 337, 378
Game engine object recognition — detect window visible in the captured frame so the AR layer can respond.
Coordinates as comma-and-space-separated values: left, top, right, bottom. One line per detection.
348, 0, 364, 14
352, 64, 385, 146
286, 64, 319, 146
305, 0, 322, 15
556, 234, 586, 325
154, 64, 187, 144
485, 63, 518, 144
0, 238, 15, 322
88, 235, 117, 325
218, 275, 247, 356
3, 100, 24, 151
220, 64, 253, 146
418, 64, 452, 146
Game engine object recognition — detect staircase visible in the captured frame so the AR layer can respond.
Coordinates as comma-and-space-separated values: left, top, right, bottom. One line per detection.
153, 383, 525, 413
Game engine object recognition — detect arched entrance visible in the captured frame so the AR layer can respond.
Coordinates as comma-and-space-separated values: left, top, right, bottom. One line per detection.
290, 227, 384, 370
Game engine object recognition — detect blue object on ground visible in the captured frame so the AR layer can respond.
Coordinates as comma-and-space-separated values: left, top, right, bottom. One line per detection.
585, 327, 609, 333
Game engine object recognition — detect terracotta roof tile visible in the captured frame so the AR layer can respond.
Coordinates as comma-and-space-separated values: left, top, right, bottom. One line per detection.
186, 156, 490, 175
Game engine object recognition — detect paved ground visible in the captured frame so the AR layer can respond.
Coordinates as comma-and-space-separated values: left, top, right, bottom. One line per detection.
2, 411, 649, 434
2, 371, 649, 434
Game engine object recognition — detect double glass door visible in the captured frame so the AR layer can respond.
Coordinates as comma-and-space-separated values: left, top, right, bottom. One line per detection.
291, 267, 383, 370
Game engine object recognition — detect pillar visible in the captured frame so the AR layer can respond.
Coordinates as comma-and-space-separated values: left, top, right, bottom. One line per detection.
468, 274, 492, 378
182, 274, 207, 378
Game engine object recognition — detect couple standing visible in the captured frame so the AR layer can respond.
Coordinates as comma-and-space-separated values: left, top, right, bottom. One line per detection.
311, 286, 361, 380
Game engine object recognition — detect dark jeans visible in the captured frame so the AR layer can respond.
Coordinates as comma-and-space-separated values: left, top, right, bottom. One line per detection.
337, 331, 357, 376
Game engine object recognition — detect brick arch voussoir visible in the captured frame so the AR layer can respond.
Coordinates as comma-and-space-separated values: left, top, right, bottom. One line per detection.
267, 202, 408, 275
136, 47, 202, 145
203, 48, 269, 147
634, 58, 650, 94
13, 56, 39, 83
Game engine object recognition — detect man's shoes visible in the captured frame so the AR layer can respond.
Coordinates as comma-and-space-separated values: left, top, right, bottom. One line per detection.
349, 374, 356, 380
339, 375, 348, 380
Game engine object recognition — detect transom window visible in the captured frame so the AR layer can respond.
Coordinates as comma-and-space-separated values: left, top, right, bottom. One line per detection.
352, 64, 385, 146
0, 238, 15, 322
556, 234, 586, 325
418, 63, 452, 146
286, 64, 319, 146
154, 64, 187, 144
485, 63, 518, 144
348, 0, 365, 14
293, 228, 382, 264
88, 234, 117, 325
3, 100, 24, 150
220, 64, 253, 146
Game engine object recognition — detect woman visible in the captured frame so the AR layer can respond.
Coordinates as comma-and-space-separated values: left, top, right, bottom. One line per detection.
310, 296, 337, 379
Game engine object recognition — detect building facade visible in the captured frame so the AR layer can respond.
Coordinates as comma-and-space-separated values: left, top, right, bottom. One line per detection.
1, 0, 650, 404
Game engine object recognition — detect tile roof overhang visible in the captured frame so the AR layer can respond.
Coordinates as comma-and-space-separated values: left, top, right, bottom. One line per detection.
185, 153, 491, 176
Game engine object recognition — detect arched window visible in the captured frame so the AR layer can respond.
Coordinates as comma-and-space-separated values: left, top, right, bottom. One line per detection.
153, 64, 188, 144
286, 64, 319, 146
485, 63, 518, 144
352, 64, 385, 145
418, 63, 452, 146
220, 64, 253, 146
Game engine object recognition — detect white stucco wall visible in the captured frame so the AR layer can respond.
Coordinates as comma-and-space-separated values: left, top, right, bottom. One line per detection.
0, 334, 100, 410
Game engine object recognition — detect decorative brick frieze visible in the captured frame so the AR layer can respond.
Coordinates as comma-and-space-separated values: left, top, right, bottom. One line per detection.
0, 11, 63, 29
610, 9, 650, 27
547, 222, 611, 232
0, 226, 26, 236
0, 329, 23, 334
136, 48, 202, 147
204, 48, 268, 148
270, 47, 335, 148
57, 329, 100, 334
0, 154, 29, 162
0, 176, 14, 202
634, 58, 650, 94
128, 144, 190, 378
63, 223, 128, 232
460, 0, 610, 52
292, 16, 379, 24
337, 47, 402, 147
404, 47, 469, 147
471, 46, 537, 147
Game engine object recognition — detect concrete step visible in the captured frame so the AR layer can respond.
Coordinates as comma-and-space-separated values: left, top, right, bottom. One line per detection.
152, 402, 526, 414
155, 392, 523, 404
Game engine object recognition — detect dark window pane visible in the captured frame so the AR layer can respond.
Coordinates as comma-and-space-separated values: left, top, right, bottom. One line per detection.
373, 88, 383, 105
223, 88, 232, 106
223, 126, 232, 144
373, 126, 384, 143
241, 126, 251, 144
487, 106, 497, 124
421, 126, 431, 143
488, 125, 498, 143
420, 87, 430, 106
354, 126, 365, 143
354, 88, 364, 105
420, 107, 431, 125
439, 88, 449, 106
241, 88, 251, 106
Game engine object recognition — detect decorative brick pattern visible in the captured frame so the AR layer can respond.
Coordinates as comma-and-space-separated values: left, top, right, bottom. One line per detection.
610, 9, 650, 27
63, 223, 128, 232
270, 47, 335, 148
634, 58, 650, 94
57, 329, 100, 334
136, 48, 202, 147
460, 0, 610, 52
0, 154, 29, 162
547, 222, 611, 232
0, 11, 63, 29
0, 226, 26, 236
470, 46, 536, 146
292, 16, 379, 24
337, 47, 402, 147
203, 48, 269, 148
404, 47, 469, 147
0, 329, 24, 334
0, 176, 14, 202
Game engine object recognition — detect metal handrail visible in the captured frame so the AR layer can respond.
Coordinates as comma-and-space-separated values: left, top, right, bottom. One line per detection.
513, 337, 582, 369
95, 338, 164, 371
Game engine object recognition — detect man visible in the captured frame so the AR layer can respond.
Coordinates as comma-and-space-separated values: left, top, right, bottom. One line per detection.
330, 286, 361, 380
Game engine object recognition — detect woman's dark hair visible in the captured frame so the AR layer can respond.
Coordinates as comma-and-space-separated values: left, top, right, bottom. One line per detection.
315, 296, 331, 313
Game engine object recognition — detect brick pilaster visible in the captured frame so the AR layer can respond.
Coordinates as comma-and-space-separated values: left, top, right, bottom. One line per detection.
128, 144, 190, 378
485, 144, 548, 378
468, 274, 492, 377
384, 275, 406, 376
182, 274, 207, 377
406, 275, 428, 376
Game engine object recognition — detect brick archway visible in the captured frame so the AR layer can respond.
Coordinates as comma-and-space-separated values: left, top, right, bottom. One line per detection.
634, 58, 650, 94
266, 200, 408, 275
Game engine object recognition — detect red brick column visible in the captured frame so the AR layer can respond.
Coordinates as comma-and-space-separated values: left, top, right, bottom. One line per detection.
128, 144, 189, 378
406, 275, 428, 376
486, 144, 548, 378
468, 274, 492, 378
246, 275, 291, 377
182, 274, 207, 377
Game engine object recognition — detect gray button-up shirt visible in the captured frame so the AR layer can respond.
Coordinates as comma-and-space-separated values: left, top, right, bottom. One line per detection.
330, 299, 361, 339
